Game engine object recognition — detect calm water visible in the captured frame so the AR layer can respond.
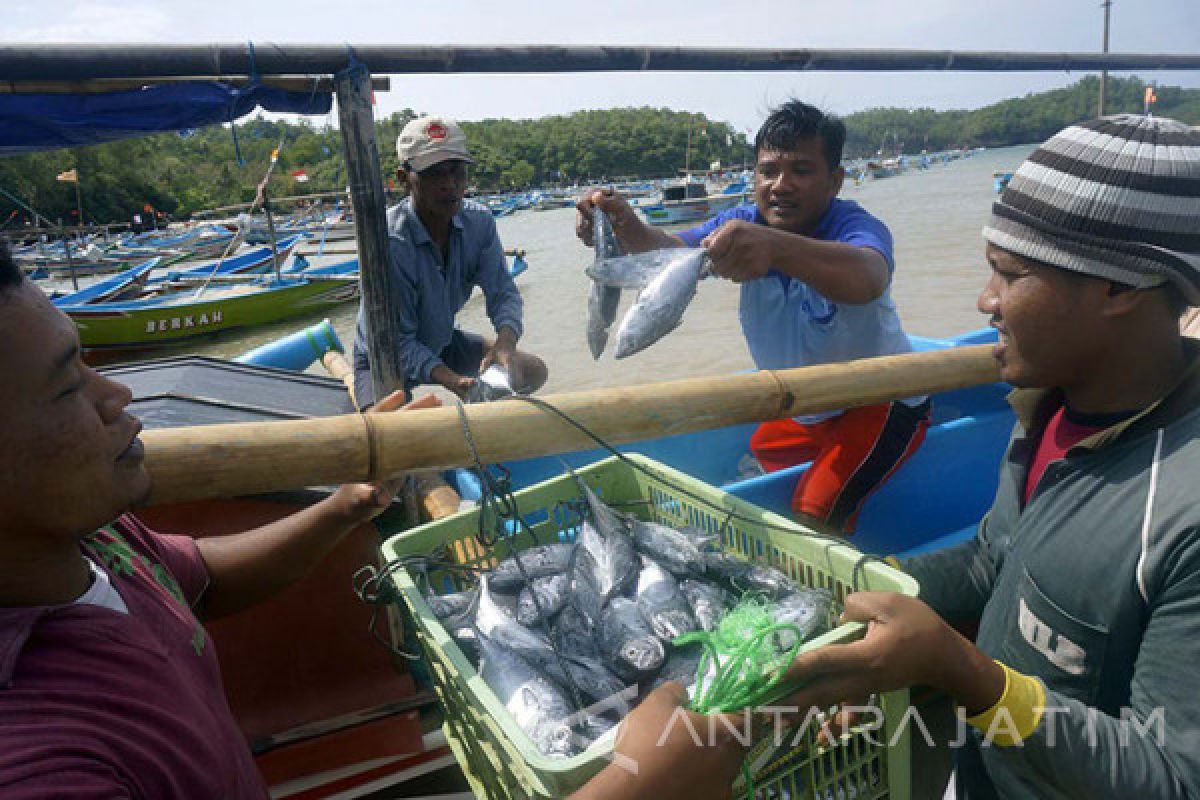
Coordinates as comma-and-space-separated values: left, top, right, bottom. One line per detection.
152, 144, 1035, 393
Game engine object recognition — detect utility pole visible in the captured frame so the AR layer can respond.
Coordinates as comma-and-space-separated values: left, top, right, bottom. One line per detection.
1099, 0, 1112, 116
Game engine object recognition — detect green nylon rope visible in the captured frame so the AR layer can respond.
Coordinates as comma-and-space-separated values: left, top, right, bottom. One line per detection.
675, 596, 811, 800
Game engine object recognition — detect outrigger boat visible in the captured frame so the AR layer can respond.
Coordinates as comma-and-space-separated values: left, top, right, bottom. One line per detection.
6, 41, 1198, 800
65, 262, 359, 353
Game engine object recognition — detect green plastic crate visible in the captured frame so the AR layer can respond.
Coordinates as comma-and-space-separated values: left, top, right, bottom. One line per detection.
381, 454, 918, 800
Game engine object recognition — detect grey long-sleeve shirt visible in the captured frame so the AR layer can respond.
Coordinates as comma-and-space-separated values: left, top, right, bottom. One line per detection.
907, 352, 1200, 799
352, 198, 523, 388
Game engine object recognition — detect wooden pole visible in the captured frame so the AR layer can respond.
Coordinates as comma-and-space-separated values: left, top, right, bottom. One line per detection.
334, 62, 400, 404
140, 345, 1001, 505
6, 44, 1200, 81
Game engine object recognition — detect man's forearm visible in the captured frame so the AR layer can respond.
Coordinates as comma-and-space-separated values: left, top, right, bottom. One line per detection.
770, 233, 888, 303
194, 490, 369, 619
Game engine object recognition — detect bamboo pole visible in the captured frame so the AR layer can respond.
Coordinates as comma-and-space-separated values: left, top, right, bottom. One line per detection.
4, 45, 1200, 81
141, 345, 1001, 506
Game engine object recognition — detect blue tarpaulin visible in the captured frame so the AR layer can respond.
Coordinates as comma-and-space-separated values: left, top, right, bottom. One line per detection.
0, 81, 332, 156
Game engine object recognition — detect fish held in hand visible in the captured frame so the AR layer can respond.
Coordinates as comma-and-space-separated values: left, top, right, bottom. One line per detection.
613, 248, 710, 359
586, 281, 621, 360
586, 248, 690, 290
586, 207, 623, 359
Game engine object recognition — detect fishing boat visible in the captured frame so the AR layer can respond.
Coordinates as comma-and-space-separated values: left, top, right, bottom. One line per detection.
64, 261, 359, 353
636, 178, 750, 226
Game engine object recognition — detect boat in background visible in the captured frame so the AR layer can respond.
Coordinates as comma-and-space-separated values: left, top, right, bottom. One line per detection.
66, 258, 359, 355
636, 178, 751, 226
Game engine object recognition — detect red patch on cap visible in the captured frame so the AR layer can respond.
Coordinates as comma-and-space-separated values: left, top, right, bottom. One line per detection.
426, 122, 448, 140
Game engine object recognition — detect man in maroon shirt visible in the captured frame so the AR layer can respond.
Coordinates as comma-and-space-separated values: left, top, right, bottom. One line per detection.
0, 243, 435, 799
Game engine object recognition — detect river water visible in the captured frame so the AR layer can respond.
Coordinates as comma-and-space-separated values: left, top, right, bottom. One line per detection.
174, 144, 1035, 393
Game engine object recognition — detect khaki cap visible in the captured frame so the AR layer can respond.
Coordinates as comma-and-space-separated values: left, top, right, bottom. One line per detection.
396, 115, 473, 172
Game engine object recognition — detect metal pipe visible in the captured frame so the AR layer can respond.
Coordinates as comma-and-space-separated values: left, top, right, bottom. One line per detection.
1, 44, 1198, 81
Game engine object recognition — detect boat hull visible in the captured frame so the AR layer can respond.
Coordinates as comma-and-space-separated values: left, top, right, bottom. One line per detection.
69, 276, 360, 350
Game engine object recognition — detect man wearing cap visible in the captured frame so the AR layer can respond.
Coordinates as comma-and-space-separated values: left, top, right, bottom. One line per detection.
352, 115, 547, 405
573, 115, 1200, 799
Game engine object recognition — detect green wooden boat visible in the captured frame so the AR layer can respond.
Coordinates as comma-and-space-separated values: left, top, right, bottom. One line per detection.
66, 267, 359, 351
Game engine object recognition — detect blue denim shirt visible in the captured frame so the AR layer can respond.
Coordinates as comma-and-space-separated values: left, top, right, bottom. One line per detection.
352, 198, 523, 386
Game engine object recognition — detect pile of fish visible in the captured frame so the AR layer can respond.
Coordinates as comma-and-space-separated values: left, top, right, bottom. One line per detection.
422, 477, 834, 758
585, 208, 711, 360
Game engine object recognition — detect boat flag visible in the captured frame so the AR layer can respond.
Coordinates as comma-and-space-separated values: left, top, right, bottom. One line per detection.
1144, 85, 1158, 115
270, 148, 280, 163
55, 168, 78, 183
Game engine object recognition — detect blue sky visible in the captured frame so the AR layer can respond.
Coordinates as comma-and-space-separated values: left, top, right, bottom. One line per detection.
6, 0, 1199, 130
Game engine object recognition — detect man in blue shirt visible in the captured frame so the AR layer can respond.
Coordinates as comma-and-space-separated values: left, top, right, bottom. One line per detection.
353, 116, 547, 406
576, 101, 928, 534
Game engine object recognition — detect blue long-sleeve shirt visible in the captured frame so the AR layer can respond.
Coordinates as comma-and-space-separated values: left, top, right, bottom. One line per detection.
352, 198, 523, 389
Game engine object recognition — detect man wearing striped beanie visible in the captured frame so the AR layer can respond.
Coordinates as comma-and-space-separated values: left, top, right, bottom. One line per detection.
747, 115, 1200, 800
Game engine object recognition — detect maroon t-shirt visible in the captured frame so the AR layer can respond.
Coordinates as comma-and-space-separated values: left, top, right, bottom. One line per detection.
0, 515, 267, 799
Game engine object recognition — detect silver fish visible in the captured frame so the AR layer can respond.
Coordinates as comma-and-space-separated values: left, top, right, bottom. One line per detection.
704, 552, 798, 599
568, 551, 606, 630
635, 556, 698, 642
599, 597, 666, 682
679, 525, 721, 551
479, 577, 625, 704
613, 248, 709, 359
769, 588, 834, 653
476, 633, 578, 758
490, 543, 575, 592
631, 519, 705, 576
552, 602, 600, 660
516, 573, 572, 627
593, 206, 622, 260
679, 579, 730, 633
575, 518, 638, 603
585, 248, 690, 289
576, 479, 632, 540
425, 587, 477, 620
587, 281, 621, 360
654, 641, 707, 690
586, 208, 623, 359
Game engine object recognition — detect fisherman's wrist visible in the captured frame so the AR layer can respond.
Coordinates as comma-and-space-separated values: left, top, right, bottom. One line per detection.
960, 662, 1045, 746
934, 628, 1006, 717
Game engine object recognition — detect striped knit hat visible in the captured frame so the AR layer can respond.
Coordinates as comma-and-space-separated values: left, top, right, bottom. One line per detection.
983, 114, 1200, 304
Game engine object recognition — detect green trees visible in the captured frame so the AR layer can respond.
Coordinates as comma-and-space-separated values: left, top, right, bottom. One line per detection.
2, 77, 1195, 225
